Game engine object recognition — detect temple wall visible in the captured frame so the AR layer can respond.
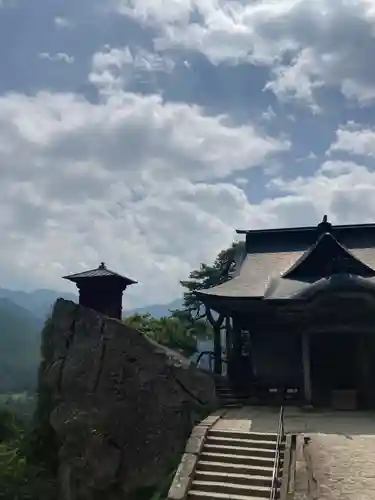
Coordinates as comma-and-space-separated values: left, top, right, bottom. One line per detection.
251, 331, 303, 388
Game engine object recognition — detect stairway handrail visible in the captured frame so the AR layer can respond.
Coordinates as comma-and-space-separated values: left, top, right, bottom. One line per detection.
270, 405, 285, 500
195, 350, 228, 372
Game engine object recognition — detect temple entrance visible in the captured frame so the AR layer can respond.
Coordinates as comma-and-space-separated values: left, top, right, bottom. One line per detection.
310, 332, 361, 407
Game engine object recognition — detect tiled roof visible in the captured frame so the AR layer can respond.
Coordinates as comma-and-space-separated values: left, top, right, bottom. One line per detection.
350, 247, 375, 270
198, 222, 375, 300
63, 262, 137, 284
198, 250, 304, 298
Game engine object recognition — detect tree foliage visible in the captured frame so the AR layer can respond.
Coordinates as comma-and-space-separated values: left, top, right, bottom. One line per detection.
0, 409, 57, 500
124, 242, 240, 357
124, 313, 199, 356
179, 242, 240, 320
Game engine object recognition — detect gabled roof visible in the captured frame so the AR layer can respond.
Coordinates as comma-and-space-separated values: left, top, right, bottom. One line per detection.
282, 232, 375, 279
63, 262, 137, 285
197, 217, 375, 303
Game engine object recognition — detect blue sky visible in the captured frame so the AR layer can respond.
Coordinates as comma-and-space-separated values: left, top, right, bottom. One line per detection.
1, 0, 375, 307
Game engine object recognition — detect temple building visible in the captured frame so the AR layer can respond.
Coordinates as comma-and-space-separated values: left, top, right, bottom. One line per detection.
196, 217, 375, 409
63, 262, 137, 320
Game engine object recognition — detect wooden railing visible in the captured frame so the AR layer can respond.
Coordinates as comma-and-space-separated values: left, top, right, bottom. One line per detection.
270, 406, 285, 500
195, 350, 228, 373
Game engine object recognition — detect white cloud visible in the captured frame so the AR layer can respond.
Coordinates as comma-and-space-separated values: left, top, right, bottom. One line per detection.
265, 48, 324, 112
4, 0, 375, 308
89, 46, 175, 92
261, 106, 276, 121
341, 79, 375, 106
0, 49, 289, 306
1, 62, 374, 305
270, 159, 375, 223
54, 16, 73, 28
116, 0, 375, 108
39, 52, 75, 64
328, 123, 375, 158
234, 177, 248, 186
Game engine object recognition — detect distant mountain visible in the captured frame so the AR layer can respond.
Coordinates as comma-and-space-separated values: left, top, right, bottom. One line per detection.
0, 289, 185, 393
124, 298, 184, 318
0, 288, 183, 321
0, 298, 43, 393
0, 288, 77, 321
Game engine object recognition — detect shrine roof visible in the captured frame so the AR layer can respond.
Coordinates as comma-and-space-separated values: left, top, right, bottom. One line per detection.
263, 274, 375, 300
196, 218, 375, 302
63, 262, 137, 285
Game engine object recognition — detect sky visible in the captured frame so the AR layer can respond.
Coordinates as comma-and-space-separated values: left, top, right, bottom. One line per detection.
2, 0, 375, 308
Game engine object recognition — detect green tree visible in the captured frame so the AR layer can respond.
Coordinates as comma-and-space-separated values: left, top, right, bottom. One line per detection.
0, 409, 57, 500
124, 313, 197, 356
179, 242, 240, 320
177, 241, 241, 372
124, 242, 240, 364
0, 409, 23, 443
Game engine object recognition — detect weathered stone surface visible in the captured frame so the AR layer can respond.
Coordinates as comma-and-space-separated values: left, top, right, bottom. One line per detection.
168, 453, 197, 500
185, 426, 208, 455
37, 299, 218, 500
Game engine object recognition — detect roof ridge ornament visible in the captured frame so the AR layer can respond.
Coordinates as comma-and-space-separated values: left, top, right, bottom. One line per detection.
317, 214, 332, 233
99, 262, 106, 269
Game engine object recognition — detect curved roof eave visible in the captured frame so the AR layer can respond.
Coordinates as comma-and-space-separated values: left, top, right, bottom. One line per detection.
289, 274, 375, 300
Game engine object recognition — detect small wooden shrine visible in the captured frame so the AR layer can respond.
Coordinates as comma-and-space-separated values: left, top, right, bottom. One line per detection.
63, 262, 137, 319
196, 217, 375, 409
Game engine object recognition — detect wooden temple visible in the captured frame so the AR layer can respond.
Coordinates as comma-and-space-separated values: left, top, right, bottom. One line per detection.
196, 217, 375, 409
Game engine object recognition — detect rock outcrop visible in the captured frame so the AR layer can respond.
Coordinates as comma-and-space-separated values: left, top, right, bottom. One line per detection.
36, 299, 217, 500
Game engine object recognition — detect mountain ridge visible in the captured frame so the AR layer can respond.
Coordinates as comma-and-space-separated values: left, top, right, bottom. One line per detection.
0, 287, 184, 320
0, 297, 42, 392
0, 289, 184, 393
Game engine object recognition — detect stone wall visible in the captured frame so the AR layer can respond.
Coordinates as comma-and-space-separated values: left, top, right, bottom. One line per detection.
36, 299, 218, 500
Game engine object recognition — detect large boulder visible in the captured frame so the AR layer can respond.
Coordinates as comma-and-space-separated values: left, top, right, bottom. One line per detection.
37, 299, 217, 500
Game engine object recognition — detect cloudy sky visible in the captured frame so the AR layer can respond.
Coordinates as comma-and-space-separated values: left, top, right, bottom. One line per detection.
2, 0, 375, 307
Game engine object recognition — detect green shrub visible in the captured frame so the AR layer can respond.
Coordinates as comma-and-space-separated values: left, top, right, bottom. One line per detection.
0, 408, 57, 500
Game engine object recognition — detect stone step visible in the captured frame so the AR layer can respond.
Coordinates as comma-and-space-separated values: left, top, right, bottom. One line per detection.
191, 480, 276, 499
217, 393, 251, 398
196, 460, 277, 477
203, 444, 276, 459
194, 470, 273, 488
216, 390, 249, 396
219, 402, 249, 406
216, 394, 249, 403
209, 430, 279, 442
188, 490, 268, 500
217, 394, 250, 400
216, 396, 247, 401
200, 452, 278, 467
206, 436, 278, 450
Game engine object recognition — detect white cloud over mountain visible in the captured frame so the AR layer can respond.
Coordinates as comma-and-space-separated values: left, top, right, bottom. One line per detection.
1, 0, 375, 306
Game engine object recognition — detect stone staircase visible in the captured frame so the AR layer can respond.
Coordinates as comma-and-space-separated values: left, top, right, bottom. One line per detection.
215, 378, 300, 408
215, 379, 255, 408
187, 428, 285, 500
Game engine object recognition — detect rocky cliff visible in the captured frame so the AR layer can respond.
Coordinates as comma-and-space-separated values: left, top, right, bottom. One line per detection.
36, 299, 217, 500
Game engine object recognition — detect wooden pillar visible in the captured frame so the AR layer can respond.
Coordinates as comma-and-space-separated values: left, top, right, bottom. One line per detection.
359, 333, 371, 408
213, 323, 222, 375
231, 316, 243, 390
205, 307, 224, 376
232, 317, 242, 359
302, 332, 312, 405
224, 317, 232, 378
